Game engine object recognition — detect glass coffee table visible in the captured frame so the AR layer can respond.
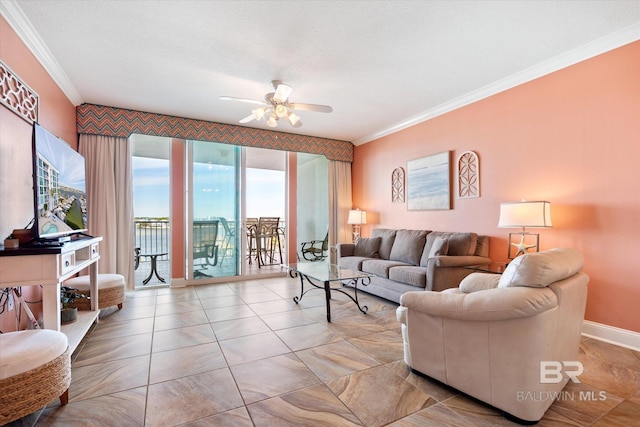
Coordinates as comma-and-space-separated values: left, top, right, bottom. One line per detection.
464, 262, 508, 274
284, 263, 371, 322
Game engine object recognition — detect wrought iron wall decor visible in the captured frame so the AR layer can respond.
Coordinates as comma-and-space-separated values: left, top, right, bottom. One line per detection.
457, 150, 479, 198
0, 61, 38, 123
392, 167, 405, 203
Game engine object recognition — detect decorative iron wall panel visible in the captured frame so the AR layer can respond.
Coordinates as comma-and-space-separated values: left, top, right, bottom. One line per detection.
0, 61, 38, 123
457, 150, 480, 198
392, 167, 405, 203
76, 103, 353, 162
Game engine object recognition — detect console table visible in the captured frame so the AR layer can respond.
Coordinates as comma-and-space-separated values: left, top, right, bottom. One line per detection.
0, 236, 102, 353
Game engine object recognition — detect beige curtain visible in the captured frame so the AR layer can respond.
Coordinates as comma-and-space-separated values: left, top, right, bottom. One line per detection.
79, 134, 135, 289
328, 160, 352, 251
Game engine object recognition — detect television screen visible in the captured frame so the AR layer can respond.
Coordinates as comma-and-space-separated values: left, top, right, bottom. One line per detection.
32, 123, 88, 240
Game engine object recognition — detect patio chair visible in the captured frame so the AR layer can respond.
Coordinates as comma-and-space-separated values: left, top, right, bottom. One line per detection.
246, 218, 259, 264
301, 231, 329, 261
193, 219, 219, 269
218, 217, 236, 267
256, 217, 282, 266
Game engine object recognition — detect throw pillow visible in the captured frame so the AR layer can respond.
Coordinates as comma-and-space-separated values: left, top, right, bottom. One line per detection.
353, 237, 381, 258
389, 229, 428, 265
371, 228, 397, 260
428, 236, 449, 258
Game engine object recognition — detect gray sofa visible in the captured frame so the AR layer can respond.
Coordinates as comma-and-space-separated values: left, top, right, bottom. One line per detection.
336, 228, 491, 303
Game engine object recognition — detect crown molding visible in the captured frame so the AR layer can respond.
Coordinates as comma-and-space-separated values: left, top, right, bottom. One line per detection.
0, 0, 83, 106
354, 22, 640, 146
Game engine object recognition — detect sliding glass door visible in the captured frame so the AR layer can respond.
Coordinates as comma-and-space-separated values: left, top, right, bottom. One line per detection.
131, 136, 317, 286
131, 135, 171, 288
187, 140, 240, 279
297, 153, 329, 261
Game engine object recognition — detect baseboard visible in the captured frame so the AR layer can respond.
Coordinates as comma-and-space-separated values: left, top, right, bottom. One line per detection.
582, 320, 640, 352
168, 272, 287, 288
169, 279, 188, 288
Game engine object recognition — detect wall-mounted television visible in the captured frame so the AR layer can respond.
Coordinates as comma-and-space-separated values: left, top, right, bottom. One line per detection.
31, 123, 88, 241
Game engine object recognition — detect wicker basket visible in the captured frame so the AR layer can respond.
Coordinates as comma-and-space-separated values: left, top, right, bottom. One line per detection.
0, 347, 71, 424
66, 285, 124, 310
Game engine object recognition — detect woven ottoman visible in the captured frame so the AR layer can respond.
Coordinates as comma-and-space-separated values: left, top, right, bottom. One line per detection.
65, 273, 126, 310
0, 330, 71, 424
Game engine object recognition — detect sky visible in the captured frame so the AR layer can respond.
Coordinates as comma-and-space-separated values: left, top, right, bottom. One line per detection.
132, 157, 284, 220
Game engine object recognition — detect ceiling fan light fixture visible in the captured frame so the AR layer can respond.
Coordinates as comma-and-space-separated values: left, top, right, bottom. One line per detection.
252, 107, 266, 120
222, 80, 333, 129
275, 104, 288, 118
266, 115, 278, 127
273, 82, 293, 103
287, 112, 301, 126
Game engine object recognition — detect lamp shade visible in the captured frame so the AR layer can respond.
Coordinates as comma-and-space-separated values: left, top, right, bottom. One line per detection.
498, 201, 552, 228
347, 209, 367, 225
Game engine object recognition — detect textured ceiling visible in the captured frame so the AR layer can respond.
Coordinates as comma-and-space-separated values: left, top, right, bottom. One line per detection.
3, 0, 640, 144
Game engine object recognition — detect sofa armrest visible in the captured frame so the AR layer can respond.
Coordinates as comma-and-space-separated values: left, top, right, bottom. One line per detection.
399, 287, 558, 322
336, 243, 355, 258
434, 255, 492, 268
425, 256, 492, 291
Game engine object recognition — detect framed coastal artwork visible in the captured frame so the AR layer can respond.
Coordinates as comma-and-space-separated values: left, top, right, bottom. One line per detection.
406, 151, 451, 210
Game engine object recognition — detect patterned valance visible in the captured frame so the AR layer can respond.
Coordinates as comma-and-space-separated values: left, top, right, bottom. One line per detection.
76, 103, 353, 162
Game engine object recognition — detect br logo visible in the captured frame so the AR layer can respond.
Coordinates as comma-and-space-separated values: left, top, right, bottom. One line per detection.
540, 361, 584, 384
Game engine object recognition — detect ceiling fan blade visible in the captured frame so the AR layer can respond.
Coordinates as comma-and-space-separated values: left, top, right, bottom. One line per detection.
273, 82, 293, 103
239, 114, 255, 124
290, 103, 333, 113
220, 96, 266, 106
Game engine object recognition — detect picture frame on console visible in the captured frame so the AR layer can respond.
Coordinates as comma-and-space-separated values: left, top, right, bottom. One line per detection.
407, 151, 451, 210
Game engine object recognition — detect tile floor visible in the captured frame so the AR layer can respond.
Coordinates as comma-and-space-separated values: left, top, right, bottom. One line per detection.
12, 276, 640, 426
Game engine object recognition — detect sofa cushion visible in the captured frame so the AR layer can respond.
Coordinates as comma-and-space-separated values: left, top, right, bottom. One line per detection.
444, 232, 477, 256
338, 256, 370, 272
389, 266, 427, 288
498, 248, 584, 289
421, 232, 478, 266
389, 229, 428, 265
371, 229, 397, 260
427, 236, 449, 258
362, 259, 410, 279
353, 237, 381, 258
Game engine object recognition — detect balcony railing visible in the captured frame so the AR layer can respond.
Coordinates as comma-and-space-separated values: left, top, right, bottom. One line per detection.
134, 219, 170, 261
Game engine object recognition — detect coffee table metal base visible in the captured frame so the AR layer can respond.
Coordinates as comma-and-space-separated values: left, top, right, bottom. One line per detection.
289, 270, 370, 322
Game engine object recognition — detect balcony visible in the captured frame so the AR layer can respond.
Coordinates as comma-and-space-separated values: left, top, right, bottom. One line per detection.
134, 218, 286, 287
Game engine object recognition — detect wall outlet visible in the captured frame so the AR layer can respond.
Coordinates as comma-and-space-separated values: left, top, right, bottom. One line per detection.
8, 291, 14, 311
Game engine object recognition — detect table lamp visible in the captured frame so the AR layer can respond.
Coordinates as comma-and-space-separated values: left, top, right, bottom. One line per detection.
347, 209, 367, 243
498, 200, 552, 259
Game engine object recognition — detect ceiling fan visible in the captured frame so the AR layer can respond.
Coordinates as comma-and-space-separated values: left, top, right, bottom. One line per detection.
220, 80, 332, 128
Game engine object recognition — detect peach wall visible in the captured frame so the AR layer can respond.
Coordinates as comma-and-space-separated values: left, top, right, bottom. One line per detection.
0, 17, 76, 145
170, 139, 185, 278
353, 41, 640, 333
0, 17, 77, 332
